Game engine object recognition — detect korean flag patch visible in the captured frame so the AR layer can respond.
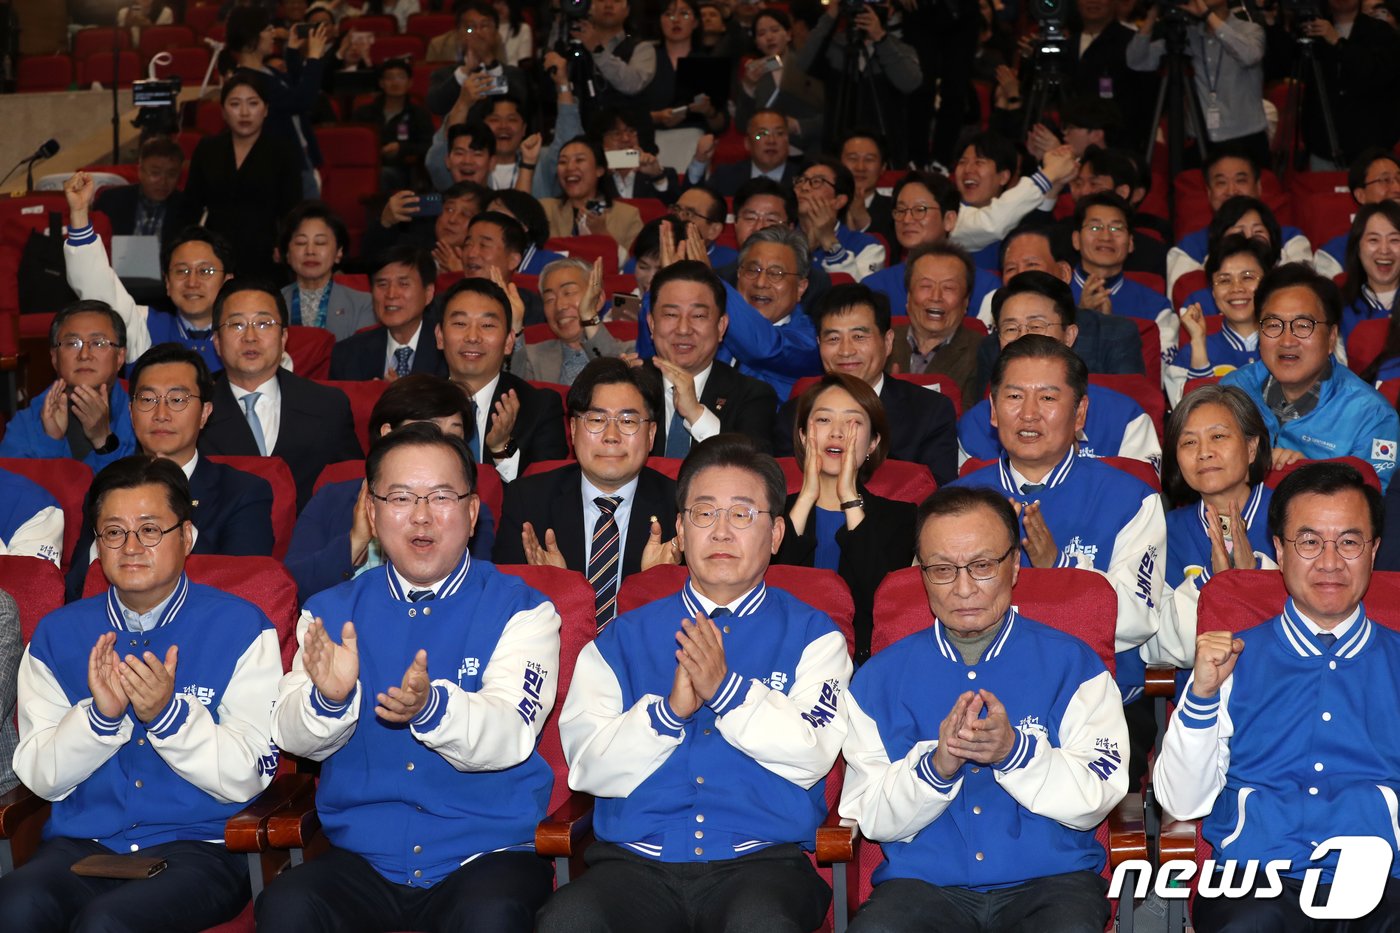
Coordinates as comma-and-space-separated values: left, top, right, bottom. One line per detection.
1373, 439, 1397, 463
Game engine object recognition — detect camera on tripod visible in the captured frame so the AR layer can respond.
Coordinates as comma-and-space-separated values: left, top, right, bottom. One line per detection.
132, 77, 181, 137
560, 0, 591, 20
1031, 0, 1067, 38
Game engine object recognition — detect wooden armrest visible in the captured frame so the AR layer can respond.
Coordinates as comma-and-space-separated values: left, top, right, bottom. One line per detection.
264, 775, 322, 850
225, 773, 317, 853
1107, 791, 1148, 866
0, 784, 49, 837
1144, 665, 1180, 698
1158, 818, 1200, 864
815, 801, 861, 865
535, 790, 594, 858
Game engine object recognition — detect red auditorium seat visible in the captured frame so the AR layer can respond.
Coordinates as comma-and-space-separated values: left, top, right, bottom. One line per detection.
137, 24, 196, 59
406, 12, 456, 39
16, 54, 72, 93
72, 27, 131, 62
79, 51, 140, 88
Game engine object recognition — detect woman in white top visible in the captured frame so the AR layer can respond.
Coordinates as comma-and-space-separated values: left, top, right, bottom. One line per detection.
493, 0, 534, 66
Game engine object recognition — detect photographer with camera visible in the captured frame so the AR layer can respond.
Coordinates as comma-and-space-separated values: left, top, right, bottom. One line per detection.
1126, 0, 1269, 167
427, 2, 534, 125
557, 0, 659, 115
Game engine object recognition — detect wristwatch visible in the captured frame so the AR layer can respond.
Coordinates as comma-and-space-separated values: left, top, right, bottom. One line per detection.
93, 432, 120, 455
491, 439, 518, 460
839, 496, 865, 511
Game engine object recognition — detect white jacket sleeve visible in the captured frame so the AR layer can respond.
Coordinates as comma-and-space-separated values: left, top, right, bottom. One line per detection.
146, 629, 281, 804
1313, 248, 1344, 280
1084, 492, 1165, 653
1117, 412, 1162, 465
1166, 247, 1202, 301
711, 629, 851, 789
994, 669, 1130, 830
0, 505, 63, 565
271, 610, 364, 761
951, 174, 1054, 252
560, 642, 688, 797
817, 241, 887, 281
838, 689, 960, 843
411, 601, 561, 772
63, 233, 153, 361
1282, 233, 1315, 267
13, 649, 133, 801
1154, 674, 1235, 820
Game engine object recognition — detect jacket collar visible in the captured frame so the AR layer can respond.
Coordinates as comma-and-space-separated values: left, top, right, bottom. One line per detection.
1278, 597, 1374, 659
932, 608, 1019, 664
681, 577, 767, 619
107, 572, 190, 632
384, 552, 471, 601
998, 445, 1078, 496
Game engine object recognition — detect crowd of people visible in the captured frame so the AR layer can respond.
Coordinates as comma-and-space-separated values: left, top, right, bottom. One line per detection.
4, 0, 1400, 929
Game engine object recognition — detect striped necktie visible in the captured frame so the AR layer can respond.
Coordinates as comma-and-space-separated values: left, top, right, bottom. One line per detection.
588, 496, 624, 629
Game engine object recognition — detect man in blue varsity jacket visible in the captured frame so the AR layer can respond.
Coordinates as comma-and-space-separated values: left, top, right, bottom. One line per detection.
793, 157, 886, 281
1221, 264, 1400, 491
0, 456, 282, 931
1156, 462, 1400, 930
538, 434, 853, 932
258, 423, 561, 933
841, 486, 1129, 932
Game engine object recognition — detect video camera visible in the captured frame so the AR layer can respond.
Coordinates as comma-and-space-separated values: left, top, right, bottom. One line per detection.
131, 76, 181, 136
560, 0, 591, 20
1031, 0, 1067, 37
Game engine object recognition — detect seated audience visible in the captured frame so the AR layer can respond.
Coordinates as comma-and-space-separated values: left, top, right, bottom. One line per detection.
199, 280, 362, 510
330, 247, 447, 381
894, 243, 983, 407
1156, 462, 1400, 930
838, 130, 894, 243
351, 57, 434, 192
840, 486, 1129, 933
474, 96, 534, 192
537, 434, 851, 933
640, 0, 728, 134
540, 137, 644, 249
494, 358, 679, 626
519, 259, 635, 385
488, 189, 565, 275
775, 373, 916, 661
947, 132, 1076, 268
666, 186, 738, 268
723, 225, 823, 400
1221, 264, 1399, 489
690, 108, 803, 197
1339, 201, 1400, 338
0, 468, 62, 564
775, 284, 959, 487
93, 135, 193, 242
1315, 147, 1400, 274
456, 211, 544, 327
258, 423, 560, 933
0, 301, 136, 470
277, 201, 376, 340
793, 156, 886, 282
1167, 235, 1270, 404
591, 107, 679, 204
425, 1, 533, 119
1172, 195, 1285, 318
0, 455, 280, 931
367, 180, 486, 266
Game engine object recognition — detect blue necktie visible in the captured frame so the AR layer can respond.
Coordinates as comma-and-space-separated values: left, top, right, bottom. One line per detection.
394, 346, 413, 377
408, 589, 436, 602
241, 392, 268, 456
468, 400, 481, 462
588, 496, 624, 629
1317, 632, 1337, 650
665, 408, 690, 459
1020, 482, 1045, 495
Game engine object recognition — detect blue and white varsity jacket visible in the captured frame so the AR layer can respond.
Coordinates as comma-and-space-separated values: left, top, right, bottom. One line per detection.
957, 384, 1161, 466
1157, 600, 1400, 882
1221, 360, 1400, 490
1165, 323, 1260, 406
0, 467, 62, 564
15, 574, 281, 850
0, 381, 137, 471
1071, 268, 1178, 369
1167, 224, 1314, 298
950, 450, 1164, 696
1315, 232, 1347, 280
1341, 286, 1393, 339
715, 280, 822, 402
272, 555, 561, 887
840, 610, 1129, 891
561, 579, 851, 862
813, 223, 885, 281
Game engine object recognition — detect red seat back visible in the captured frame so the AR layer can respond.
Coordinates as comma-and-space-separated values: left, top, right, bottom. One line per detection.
1183, 375, 1221, 397
1264, 455, 1381, 493
0, 199, 112, 317
545, 236, 619, 275
1124, 271, 1166, 296
406, 12, 456, 38
315, 379, 390, 455
206, 455, 297, 560
1288, 171, 1355, 246
73, 27, 131, 60
1089, 373, 1165, 444
864, 460, 937, 504
370, 34, 425, 62
1131, 318, 1162, 391
787, 372, 963, 417
184, 4, 222, 39
1200, 569, 1400, 636
285, 326, 335, 380
80, 51, 140, 88
0, 555, 66, 644
1172, 269, 1209, 313
155, 46, 213, 85
138, 24, 196, 59
340, 14, 398, 35
1346, 318, 1389, 376
17, 54, 73, 92
616, 198, 667, 225
0, 458, 94, 572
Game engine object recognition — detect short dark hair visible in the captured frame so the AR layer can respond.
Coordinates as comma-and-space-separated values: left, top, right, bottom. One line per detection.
128, 343, 214, 405
1205, 233, 1277, 281
438, 276, 510, 320
1078, 146, 1137, 192
1348, 147, 1400, 197
371, 245, 437, 289
650, 260, 727, 316
1072, 191, 1134, 235
1208, 196, 1282, 253
915, 486, 1020, 556
792, 373, 890, 483
468, 210, 530, 258
991, 271, 1076, 327
1162, 384, 1272, 508
567, 357, 665, 422
683, 185, 727, 225
212, 278, 290, 328
161, 225, 236, 277
455, 0, 498, 28
904, 241, 974, 297
138, 135, 183, 163
840, 128, 887, 166
443, 180, 490, 207
225, 7, 271, 53
278, 200, 350, 264
1254, 262, 1342, 328
369, 374, 474, 438
1060, 96, 1120, 132
801, 155, 855, 205
814, 283, 891, 334
367, 421, 478, 496
86, 454, 194, 534
377, 56, 412, 80
990, 333, 1088, 404
1203, 145, 1263, 185
448, 121, 496, 156
488, 190, 550, 248
733, 176, 797, 224
999, 223, 1074, 271
50, 299, 127, 349
957, 130, 1018, 175
220, 70, 269, 105
1268, 460, 1383, 542
676, 433, 787, 515
892, 170, 959, 214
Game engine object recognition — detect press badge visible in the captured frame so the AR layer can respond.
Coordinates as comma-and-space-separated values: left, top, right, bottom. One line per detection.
1206, 95, 1223, 131
1098, 76, 1113, 98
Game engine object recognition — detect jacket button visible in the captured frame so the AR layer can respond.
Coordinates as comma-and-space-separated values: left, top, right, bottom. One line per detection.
414, 870, 422, 878
694, 847, 703, 856
408, 608, 417, 618
423, 607, 431, 616
967, 671, 977, 680
695, 830, 703, 839
136, 738, 145, 746
696, 776, 704, 784
703, 729, 712, 735
407, 762, 415, 771
414, 845, 422, 854
1309, 787, 1318, 795
970, 767, 980, 774
1322, 712, 1332, 721
723, 626, 730, 634
134, 780, 143, 788
696, 814, 704, 823
1315, 762, 1324, 772
130, 844, 139, 852
975, 852, 985, 861
972, 806, 982, 815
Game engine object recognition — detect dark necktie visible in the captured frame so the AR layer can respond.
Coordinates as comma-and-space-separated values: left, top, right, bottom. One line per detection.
408, 589, 436, 602
588, 496, 624, 629
394, 346, 414, 378
709, 607, 731, 622
1317, 632, 1337, 649
1020, 482, 1045, 495
468, 400, 481, 462
185, 329, 212, 341
665, 408, 690, 459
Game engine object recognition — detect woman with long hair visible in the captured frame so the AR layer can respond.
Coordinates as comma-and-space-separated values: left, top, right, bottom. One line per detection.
1341, 201, 1400, 339
539, 136, 643, 250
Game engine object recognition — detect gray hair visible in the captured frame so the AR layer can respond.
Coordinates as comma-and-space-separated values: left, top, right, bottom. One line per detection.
738, 224, 811, 281
539, 257, 593, 289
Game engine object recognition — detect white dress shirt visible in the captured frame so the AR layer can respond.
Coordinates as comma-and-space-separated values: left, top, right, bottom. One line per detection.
229, 375, 282, 455
470, 374, 523, 482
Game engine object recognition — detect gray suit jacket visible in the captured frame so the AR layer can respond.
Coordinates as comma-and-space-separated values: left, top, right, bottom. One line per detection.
279, 282, 377, 342
513, 326, 635, 384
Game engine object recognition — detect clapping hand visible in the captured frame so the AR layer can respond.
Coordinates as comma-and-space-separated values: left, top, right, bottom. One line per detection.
376, 650, 431, 723
521, 522, 568, 568
303, 618, 360, 704
1014, 499, 1059, 568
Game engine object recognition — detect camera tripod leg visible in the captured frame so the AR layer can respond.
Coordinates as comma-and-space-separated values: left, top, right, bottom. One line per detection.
1306, 50, 1346, 168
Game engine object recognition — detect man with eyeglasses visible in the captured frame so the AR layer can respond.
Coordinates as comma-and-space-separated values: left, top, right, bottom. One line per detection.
64, 171, 232, 375
538, 433, 851, 933
792, 156, 885, 282
1315, 148, 1400, 277
258, 422, 561, 933
839, 485, 1128, 933
1156, 461, 1400, 930
668, 187, 738, 268
692, 109, 802, 198
200, 280, 362, 511
0, 299, 136, 470
1222, 264, 1400, 490
0, 455, 281, 931
591, 108, 680, 205
959, 272, 1161, 467
494, 358, 678, 627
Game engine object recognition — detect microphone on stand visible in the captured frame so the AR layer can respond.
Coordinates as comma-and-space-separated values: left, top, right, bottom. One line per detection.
0, 138, 60, 192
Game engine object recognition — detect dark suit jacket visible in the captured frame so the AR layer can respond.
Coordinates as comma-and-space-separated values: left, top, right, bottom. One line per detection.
774, 487, 916, 661
774, 375, 959, 488
198, 370, 363, 512
972, 305, 1145, 399
486, 370, 569, 474
492, 464, 678, 580
93, 185, 194, 240
647, 361, 778, 456
1066, 22, 1158, 151
625, 167, 681, 205
705, 160, 803, 198
891, 324, 982, 414
427, 63, 533, 119
328, 313, 449, 381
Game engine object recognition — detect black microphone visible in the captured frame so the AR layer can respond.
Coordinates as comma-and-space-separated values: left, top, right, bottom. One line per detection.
0, 138, 61, 192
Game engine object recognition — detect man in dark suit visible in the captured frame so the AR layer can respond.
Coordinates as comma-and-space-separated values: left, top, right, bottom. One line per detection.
435, 277, 569, 482
1060, 0, 1158, 152
424, 1, 534, 119
646, 261, 778, 457
494, 358, 679, 627
774, 284, 959, 487
93, 136, 194, 242
690, 109, 803, 198
199, 280, 363, 511
329, 246, 449, 381
65, 342, 278, 599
